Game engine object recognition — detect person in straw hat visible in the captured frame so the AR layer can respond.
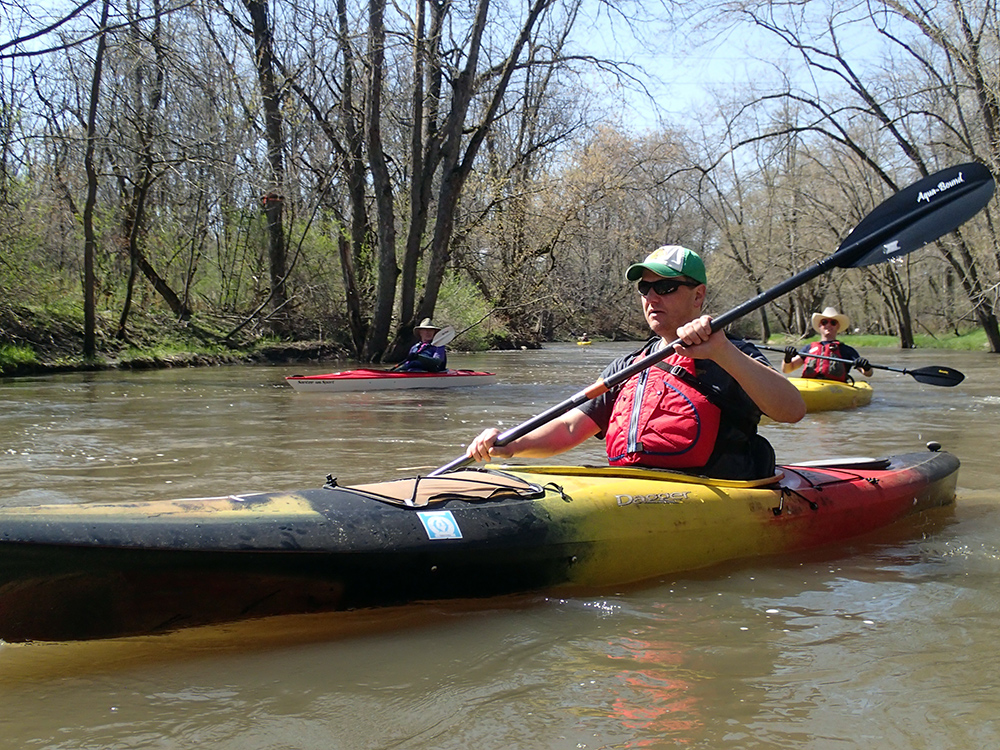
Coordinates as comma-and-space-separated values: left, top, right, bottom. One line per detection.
466, 245, 805, 480
398, 318, 448, 372
781, 306, 872, 381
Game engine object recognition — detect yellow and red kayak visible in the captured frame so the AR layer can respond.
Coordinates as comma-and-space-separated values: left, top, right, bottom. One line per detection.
790, 376, 874, 412
0, 448, 956, 642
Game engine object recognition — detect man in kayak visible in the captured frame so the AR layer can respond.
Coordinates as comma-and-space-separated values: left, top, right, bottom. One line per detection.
781, 307, 873, 382
398, 319, 448, 372
466, 245, 806, 479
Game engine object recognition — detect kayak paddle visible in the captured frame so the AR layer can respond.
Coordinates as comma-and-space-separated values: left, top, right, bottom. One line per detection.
430, 162, 994, 476
756, 344, 965, 386
432, 325, 457, 347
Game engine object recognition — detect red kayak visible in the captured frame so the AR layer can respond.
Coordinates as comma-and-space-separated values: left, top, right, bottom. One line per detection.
285, 368, 497, 392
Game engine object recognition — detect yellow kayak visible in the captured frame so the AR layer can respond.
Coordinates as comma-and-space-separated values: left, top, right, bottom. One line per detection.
790, 376, 873, 412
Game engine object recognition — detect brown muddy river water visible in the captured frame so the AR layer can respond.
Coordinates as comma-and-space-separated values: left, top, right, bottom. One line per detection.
1, 343, 999, 749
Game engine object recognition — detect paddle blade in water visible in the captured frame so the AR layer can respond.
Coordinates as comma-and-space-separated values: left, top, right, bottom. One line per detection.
908, 365, 965, 387
838, 162, 995, 268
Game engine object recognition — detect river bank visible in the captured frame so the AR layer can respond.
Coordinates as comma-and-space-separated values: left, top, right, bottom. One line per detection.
1, 303, 990, 379
0, 304, 350, 378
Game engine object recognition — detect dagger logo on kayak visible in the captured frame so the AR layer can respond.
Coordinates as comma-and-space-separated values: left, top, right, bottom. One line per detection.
616, 491, 691, 506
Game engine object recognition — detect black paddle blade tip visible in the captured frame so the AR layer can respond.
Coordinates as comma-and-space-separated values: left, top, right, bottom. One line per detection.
910, 365, 965, 387
838, 162, 996, 268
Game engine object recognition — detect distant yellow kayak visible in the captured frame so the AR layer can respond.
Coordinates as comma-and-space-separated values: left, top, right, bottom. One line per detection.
576, 340, 592, 346
790, 377, 873, 412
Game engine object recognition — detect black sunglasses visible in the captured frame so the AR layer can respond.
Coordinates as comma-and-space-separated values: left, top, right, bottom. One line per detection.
819, 318, 840, 327
636, 278, 700, 297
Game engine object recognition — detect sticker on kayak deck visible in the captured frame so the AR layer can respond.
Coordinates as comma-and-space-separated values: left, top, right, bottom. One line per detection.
417, 510, 463, 540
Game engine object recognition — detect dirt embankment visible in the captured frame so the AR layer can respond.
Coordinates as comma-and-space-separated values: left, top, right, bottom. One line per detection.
0, 306, 349, 377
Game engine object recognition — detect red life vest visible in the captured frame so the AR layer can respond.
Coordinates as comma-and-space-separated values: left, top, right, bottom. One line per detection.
605, 352, 722, 469
801, 341, 849, 381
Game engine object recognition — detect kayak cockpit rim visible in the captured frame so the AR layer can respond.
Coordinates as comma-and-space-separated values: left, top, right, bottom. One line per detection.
330, 467, 549, 508
483, 463, 785, 488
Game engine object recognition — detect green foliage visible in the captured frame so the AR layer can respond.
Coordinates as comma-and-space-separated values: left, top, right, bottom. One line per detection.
434, 272, 506, 350
28, 296, 85, 325
120, 340, 225, 360
0, 344, 38, 373
285, 219, 353, 342
911, 330, 989, 351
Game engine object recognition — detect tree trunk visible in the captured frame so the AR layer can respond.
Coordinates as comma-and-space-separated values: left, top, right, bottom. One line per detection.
243, 0, 289, 336
360, 0, 398, 362
881, 268, 915, 348
397, 0, 444, 338
82, 0, 111, 359
411, 0, 555, 339
338, 0, 369, 355
117, 0, 191, 337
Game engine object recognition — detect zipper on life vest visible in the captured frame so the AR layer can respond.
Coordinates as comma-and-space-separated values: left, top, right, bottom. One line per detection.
627, 368, 648, 454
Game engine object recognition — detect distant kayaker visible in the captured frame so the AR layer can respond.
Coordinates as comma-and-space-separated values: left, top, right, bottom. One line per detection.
466, 245, 806, 480
398, 318, 448, 372
781, 307, 873, 382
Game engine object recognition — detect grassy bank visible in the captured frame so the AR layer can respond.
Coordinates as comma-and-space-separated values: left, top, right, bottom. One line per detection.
0, 304, 349, 377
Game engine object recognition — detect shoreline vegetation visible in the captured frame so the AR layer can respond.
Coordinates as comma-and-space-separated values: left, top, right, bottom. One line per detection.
3, 1, 998, 384
0, 304, 989, 379
0, 305, 351, 378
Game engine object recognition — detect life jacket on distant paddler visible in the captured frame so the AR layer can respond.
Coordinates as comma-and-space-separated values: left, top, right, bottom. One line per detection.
605, 351, 722, 470
801, 340, 849, 381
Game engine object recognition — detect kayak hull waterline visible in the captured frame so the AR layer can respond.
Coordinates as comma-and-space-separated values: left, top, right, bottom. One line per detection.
285, 369, 497, 392
790, 376, 874, 412
0, 450, 957, 642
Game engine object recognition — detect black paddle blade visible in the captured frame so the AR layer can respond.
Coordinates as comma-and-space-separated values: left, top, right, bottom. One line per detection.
908, 365, 965, 387
837, 162, 995, 268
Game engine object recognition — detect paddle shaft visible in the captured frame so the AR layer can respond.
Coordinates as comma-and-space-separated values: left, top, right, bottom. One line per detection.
757, 344, 874, 370
429, 163, 993, 476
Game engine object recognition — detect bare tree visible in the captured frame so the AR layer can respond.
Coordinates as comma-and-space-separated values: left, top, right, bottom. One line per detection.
238, 0, 290, 336
361, 0, 398, 360
114, 0, 193, 339
82, 0, 112, 358
694, 0, 1000, 348
276, 0, 614, 358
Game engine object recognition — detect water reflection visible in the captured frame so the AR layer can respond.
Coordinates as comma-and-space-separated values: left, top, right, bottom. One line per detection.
603, 633, 701, 743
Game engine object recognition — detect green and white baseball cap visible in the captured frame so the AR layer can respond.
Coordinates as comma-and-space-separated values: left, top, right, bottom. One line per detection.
626, 245, 706, 285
